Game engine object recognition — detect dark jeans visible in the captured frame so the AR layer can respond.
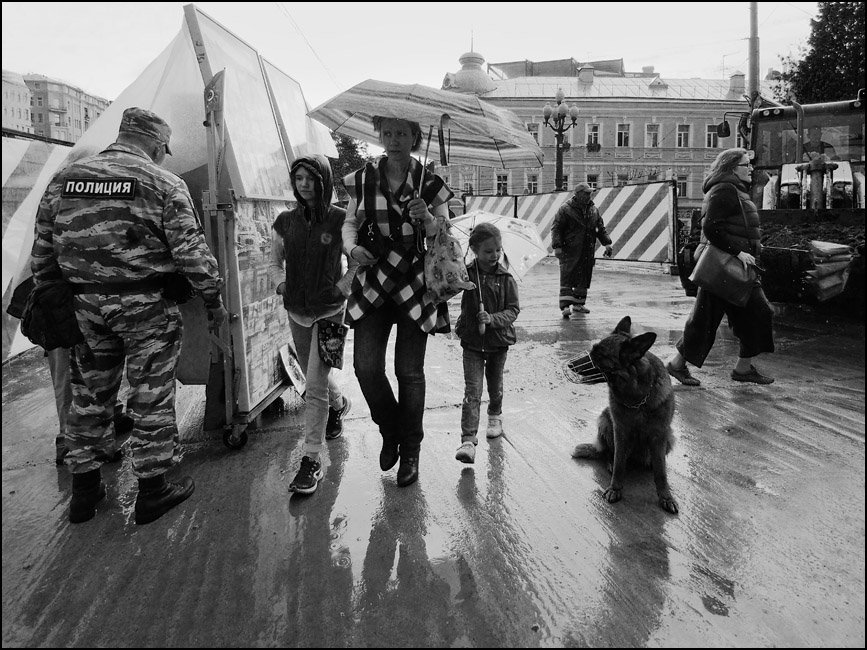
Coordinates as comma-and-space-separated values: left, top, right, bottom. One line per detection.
676, 285, 775, 367
461, 347, 507, 444
353, 299, 428, 453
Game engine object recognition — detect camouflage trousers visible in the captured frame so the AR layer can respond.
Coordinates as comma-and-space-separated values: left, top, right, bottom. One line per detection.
67, 292, 182, 478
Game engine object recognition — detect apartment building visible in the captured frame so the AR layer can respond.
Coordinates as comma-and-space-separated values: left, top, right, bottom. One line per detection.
23, 73, 109, 143
2, 70, 33, 134
439, 53, 776, 210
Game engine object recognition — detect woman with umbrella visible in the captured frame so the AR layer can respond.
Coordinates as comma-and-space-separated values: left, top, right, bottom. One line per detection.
341, 116, 454, 487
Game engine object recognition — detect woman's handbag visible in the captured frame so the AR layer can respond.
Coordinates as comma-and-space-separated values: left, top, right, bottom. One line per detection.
688, 242, 757, 307
317, 319, 348, 369
424, 217, 475, 305
687, 195, 759, 308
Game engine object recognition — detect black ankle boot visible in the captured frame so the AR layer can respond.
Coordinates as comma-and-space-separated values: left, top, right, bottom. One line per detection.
396, 453, 419, 487
69, 468, 105, 523
380, 439, 399, 471
135, 474, 195, 525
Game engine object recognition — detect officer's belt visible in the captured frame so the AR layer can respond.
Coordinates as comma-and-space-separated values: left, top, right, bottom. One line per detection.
70, 277, 165, 294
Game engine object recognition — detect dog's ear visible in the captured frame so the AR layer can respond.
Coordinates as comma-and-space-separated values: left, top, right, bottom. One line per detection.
623, 332, 657, 361
614, 316, 632, 335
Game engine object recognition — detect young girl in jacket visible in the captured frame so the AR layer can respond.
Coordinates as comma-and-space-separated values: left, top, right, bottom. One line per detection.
454, 223, 520, 464
270, 154, 352, 495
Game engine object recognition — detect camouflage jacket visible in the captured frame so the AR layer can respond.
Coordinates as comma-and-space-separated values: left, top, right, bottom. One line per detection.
30, 142, 223, 306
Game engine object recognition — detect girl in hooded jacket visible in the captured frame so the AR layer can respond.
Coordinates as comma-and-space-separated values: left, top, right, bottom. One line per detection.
454, 223, 520, 464
667, 147, 775, 387
270, 154, 352, 495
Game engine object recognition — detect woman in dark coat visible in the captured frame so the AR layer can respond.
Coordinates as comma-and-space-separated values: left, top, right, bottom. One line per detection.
550, 183, 613, 317
667, 147, 775, 386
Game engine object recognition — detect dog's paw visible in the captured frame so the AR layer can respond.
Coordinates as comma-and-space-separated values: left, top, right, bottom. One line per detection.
571, 443, 596, 458
603, 487, 622, 503
659, 496, 679, 514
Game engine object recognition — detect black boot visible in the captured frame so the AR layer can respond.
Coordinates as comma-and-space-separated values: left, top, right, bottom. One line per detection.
69, 468, 105, 523
134, 474, 195, 525
380, 438, 400, 471
396, 452, 419, 487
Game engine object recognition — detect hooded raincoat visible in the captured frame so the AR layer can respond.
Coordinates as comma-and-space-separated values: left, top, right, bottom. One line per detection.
550, 194, 612, 310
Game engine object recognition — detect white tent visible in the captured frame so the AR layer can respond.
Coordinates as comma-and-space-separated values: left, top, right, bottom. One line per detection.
1, 3, 335, 364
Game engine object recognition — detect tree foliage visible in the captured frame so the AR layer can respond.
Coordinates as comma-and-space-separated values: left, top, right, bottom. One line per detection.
328, 133, 371, 200
776, 2, 865, 104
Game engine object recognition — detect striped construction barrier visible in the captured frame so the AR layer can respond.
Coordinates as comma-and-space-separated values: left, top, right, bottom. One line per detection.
463, 194, 517, 219
466, 181, 677, 264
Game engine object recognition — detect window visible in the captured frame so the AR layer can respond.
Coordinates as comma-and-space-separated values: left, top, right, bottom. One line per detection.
586, 174, 598, 189
677, 124, 690, 148
527, 123, 539, 143
736, 133, 746, 149
37, 113, 43, 123
561, 174, 568, 190
616, 124, 631, 147
645, 124, 660, 148
677, 175, 688, 197
586, 124, 600, 146
496, 173, 509, 196
527, 174, 538, 194
706, 125, 719, 148
37, 96, 43, 107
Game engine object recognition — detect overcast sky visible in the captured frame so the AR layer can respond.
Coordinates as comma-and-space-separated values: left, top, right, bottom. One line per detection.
2, 2, 818, 108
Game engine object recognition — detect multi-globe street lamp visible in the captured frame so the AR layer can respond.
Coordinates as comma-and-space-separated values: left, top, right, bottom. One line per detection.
542, 88, 579, 191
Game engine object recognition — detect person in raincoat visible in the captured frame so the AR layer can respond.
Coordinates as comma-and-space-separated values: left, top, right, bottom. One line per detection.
341, 116, 454, 488
551, 183, 613, 317
271, 154, 352, 496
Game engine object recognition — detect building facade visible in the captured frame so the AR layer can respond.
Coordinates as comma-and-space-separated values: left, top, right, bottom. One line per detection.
438, 54, 776, 210
2, 70, 33, 134
23, 73, 109, 144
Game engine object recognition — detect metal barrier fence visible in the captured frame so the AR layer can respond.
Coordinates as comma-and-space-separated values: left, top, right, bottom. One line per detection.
464, 181, 677, 264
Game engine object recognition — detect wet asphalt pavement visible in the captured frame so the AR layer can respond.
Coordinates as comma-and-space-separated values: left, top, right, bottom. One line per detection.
2, 259, 865, 648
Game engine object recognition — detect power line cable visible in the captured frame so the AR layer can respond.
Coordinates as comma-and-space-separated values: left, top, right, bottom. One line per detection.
274, 2, 341, 92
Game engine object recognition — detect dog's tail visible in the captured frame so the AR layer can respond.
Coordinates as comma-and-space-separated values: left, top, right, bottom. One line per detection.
571, 443, 603, 459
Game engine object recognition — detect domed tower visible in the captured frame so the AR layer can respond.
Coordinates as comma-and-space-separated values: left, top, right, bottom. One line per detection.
442, 50, 496, 95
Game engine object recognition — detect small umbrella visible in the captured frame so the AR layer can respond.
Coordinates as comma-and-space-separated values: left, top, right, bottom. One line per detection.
449, 210, 548, 335
450, 210, 548, 283
308, 79, 544, 169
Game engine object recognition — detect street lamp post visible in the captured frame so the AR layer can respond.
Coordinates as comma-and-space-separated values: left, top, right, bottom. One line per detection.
542, 88, 579, 192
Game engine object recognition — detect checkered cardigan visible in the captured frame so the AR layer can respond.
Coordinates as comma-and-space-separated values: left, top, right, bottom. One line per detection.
343, 157, 454, 334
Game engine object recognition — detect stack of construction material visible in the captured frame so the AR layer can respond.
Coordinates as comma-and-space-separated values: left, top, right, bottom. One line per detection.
805, 240, 854, 301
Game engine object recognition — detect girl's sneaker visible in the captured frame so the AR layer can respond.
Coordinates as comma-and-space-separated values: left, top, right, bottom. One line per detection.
289, 456, 323, 494
486, 416, 503, 438
455, 442, 476, 464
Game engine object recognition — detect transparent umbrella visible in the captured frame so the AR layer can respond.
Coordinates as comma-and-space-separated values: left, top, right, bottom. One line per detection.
449, 209, 548, 335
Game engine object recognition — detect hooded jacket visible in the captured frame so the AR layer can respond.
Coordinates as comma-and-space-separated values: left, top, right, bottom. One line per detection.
454, 259, 519, 351
550, 195, 611, 256
700, 171, 762, 258
272, 154, 346, 318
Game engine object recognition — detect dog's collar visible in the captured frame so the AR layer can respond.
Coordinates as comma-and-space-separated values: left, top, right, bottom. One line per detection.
621, 389, 651, 409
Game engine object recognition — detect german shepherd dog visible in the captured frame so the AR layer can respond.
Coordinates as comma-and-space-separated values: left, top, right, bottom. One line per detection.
570, 316, 678, 514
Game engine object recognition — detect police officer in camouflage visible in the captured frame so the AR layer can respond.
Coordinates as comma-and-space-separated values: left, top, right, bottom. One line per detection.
31, 107, 228, 525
